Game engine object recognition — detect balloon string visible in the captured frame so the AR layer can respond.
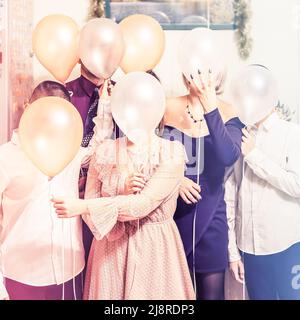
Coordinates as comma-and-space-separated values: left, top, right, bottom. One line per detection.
48, 180, 67, 299
192, 137, 201, 298
241, 156, 246, 300
61, 220, 65, 300
207, 0, 211, 29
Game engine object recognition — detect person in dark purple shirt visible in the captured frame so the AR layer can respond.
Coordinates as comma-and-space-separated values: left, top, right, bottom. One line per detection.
66, 62, 107, 268
162, 71, 243, 300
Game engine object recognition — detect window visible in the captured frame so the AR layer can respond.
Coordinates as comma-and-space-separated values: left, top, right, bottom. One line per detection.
104, 0, 236, 30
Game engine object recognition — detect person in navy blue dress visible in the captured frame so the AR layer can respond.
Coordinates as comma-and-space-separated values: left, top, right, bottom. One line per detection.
163, 70, 244, 300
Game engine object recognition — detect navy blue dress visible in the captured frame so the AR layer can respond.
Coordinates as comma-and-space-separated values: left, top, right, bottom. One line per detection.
163, 109, 244, 273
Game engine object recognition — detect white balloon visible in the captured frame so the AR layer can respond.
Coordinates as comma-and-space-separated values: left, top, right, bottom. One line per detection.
231, 65, 279, 125
111, 72, 166, 144
178, 28, 224, 81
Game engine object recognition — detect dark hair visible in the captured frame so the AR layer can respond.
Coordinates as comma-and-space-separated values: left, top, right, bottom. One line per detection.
147, 70, 161, 82
29, 81, 71, 104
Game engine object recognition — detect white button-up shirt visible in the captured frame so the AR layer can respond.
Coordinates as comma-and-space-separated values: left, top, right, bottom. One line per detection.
0, 131, 86, 299
226, 113, 300, 262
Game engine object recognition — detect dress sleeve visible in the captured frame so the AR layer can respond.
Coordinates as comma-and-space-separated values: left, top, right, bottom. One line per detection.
88, 100, 114, 154
204, 108, 244, 167
85, 141, 185, 240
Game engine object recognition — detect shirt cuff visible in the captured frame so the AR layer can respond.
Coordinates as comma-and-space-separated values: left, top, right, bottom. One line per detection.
228, 249, 242, 263
203, 107, 219, 119
244, 148, 264, 167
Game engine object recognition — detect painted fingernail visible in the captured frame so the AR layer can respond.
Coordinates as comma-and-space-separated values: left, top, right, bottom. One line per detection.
188, 80, 191, 85
190, 74, 194, 80
198, 70, 201, 75
209, 68, 212, 73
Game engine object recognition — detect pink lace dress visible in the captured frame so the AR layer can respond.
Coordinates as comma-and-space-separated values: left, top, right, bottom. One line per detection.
83, 137, 195, 300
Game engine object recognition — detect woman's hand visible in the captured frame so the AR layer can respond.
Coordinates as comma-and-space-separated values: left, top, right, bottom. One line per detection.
190, 70, 217, 114
52, 198, 88, 218
124, 173, 147, 195
229, 260, 245, 284
179, 177, 201, 204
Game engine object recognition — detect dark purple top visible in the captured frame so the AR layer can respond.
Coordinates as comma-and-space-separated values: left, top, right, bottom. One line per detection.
66, 76, 98, 125
163, 108, 244, 272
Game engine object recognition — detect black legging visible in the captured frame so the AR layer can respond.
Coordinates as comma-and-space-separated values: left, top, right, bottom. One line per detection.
195, 272, 225, 300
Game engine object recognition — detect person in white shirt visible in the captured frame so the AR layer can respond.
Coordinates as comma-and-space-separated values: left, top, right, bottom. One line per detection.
0, 81, 146, 300
226, 108, 300, 300
0, 81, 88, 300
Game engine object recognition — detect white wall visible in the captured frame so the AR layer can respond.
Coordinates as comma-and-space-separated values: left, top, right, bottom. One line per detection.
32, 0, 300, 122
32, 0, 89, 84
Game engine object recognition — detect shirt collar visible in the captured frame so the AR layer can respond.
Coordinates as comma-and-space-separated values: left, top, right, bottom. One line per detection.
79, 75, 98, 98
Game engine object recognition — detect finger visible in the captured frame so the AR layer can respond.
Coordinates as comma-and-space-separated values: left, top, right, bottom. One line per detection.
197, 70, 206, 90
131, 177, 146, 185
51, 198, 65, 204
131, 181, 145, 189
235, 274, 244, 284
132, 187, 143, 193
55, 208, 66, 213
185, 191, 198, 204
188, 187, 201, 201
208, 68, 213, 87
133, 173, 147, 179
53, 204, 66, 210
190, 74, 203, 94
242, 136, 249, 143
239, 265, 245, 280
180, 191, 192, 204
191, 183, 201, 193
242, 128, 251, 138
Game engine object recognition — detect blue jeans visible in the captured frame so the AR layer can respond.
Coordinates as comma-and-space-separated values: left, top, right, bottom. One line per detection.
243, 242, 300, 300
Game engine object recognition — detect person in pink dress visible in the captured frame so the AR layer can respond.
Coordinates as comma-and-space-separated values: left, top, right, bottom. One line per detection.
52, 131, 196, 300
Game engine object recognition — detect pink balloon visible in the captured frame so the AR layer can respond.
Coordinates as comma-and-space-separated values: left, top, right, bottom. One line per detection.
79, 18, 125, 79
111, 72, 166, 144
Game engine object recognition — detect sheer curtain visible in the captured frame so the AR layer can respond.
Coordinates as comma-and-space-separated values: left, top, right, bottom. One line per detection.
0, 0, 33, 144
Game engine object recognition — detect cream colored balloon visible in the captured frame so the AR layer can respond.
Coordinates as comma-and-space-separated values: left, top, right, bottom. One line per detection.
32, 15, 79, 83
120, 14, 165, 73
19, 97, 83, 178
79, 18, 125, 79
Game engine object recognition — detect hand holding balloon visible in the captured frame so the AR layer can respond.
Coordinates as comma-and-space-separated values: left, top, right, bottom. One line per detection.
190, 70, 218, 114
179, 28, 224, 83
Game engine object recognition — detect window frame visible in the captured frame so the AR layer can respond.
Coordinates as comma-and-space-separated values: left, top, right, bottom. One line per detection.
104, 0, 237, 30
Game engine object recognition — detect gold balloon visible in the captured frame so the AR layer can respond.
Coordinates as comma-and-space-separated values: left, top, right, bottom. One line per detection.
32, 15, 79, 83
120, 14, 165, 73
19, 97, 83, 178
